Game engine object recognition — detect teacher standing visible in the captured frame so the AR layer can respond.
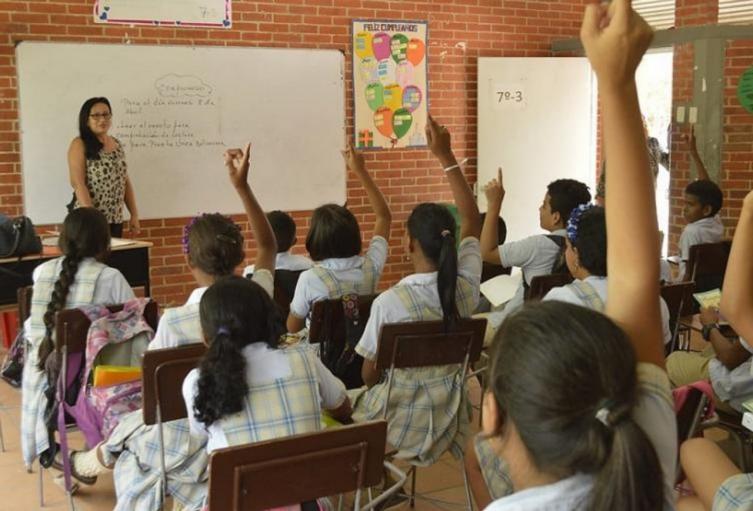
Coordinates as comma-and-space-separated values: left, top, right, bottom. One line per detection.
68, 97, 140, 237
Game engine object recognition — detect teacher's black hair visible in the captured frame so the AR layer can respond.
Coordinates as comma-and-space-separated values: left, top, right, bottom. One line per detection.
78, 97, 112, 160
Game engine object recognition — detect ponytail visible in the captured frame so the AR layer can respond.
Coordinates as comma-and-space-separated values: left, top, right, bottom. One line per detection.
37, 255, 83, 370
192, 329, 249, 427
437, 230, 458, 330
590, 417, 664, 511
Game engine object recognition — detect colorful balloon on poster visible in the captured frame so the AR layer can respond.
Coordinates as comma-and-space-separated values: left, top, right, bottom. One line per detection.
374, 106, 394, 138
390, 34, 409, 63
392, 108, 413, 139
383, 84, 403, 111
355, 32, 374, 59
402, 85, 422, 112
365, 83, 385, 111
738, 66, 753, 114
407, 38, 426, 66
377, 59, 396, 86
372, 32, 391, 61
395, 61, 414, 88
359, 57, 379, 83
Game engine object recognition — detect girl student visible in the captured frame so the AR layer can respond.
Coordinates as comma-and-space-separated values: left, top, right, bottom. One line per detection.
286, 144, 392, 333
347, 115, 482, 465
181, 275, 352, 508
68, 143, 280, 511
21, 208, 135, 468
466, 2, 678, 509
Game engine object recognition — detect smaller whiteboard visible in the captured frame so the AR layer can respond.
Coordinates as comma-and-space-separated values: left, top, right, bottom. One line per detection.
94, 0, 232, 28
477, 57, 597, 243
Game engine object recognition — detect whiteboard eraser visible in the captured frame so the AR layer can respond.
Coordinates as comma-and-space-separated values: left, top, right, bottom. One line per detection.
689, 107, 698, 124
676, 106, 686, 123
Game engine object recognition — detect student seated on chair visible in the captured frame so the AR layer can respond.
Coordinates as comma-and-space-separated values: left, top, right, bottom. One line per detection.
347, 115, 482, 466
543, 204, 672, 345
465, 4, 677, 509
673, 128, 724, 281
70, 142, 281, 511
286, 145, 391, 335
479, 167, 591, 319
21, 207, 135, 469
242, 210, 313, 277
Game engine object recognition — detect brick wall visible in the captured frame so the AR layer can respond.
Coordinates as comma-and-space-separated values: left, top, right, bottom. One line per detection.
0, 0, 588, 306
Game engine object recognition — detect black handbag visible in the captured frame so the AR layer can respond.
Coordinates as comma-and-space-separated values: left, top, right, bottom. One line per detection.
0, 214, 43, 258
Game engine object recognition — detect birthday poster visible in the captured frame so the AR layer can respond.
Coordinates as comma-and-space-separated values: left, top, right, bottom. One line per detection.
352, 20, 428, 149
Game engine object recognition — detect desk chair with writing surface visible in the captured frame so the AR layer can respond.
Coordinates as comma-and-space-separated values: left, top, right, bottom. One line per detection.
141, 343, 207, 502
207, 420, 406, 511
375, 317, 486, 510
661, 281, 696, 353
39, 299, 158, 509
524, 273, 574, 302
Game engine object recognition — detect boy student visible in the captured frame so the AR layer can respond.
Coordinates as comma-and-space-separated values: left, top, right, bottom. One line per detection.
243, 210, 313, 276
480, 167, 591, 315
675, 127, 724, 280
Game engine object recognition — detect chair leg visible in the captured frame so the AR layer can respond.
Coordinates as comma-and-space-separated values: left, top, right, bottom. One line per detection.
39, 462, 45, 507
410, 466, 417, 508
459, 452, 474, 511
0, 413, 5, 452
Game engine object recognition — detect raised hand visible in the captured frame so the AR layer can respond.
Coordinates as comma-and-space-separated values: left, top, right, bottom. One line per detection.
484, 167, 505, 206
224, 142, 251, 189
425, 115, 454, 165
341, 142, 366, 174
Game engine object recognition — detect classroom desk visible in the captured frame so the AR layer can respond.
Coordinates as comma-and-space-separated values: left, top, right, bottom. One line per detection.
0, 240, 152, 309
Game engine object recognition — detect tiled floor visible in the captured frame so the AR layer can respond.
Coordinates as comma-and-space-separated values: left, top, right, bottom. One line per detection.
0, 362, 484, 510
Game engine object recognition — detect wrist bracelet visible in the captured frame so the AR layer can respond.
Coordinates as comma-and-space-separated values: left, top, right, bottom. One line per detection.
443, 163, 460, 172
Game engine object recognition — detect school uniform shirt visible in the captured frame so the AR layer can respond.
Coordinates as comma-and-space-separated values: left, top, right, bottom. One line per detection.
483, 363, 677, 511
708, 337, 753, 412
498, 229, 567, 315
543, 276, 673, 345
289, 236, 388, 324
714, 472, 753, 511
149, 269, 274, 351
21, 257, 134, 466
242, 252, 314, 277
678, 215, 724, 280
182, 342, 346, 453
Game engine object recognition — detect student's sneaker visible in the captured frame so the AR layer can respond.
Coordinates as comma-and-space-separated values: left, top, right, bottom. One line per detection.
51, 451, 98, 485
52, 473, 80, 494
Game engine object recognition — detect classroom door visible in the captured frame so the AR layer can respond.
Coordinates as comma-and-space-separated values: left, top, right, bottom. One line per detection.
477, 58, 597, 243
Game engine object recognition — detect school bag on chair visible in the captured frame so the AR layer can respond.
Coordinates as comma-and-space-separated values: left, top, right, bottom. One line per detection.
42, 298, 153, 473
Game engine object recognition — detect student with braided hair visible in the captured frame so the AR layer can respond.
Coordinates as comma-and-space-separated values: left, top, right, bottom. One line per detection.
21, 207, 134, 468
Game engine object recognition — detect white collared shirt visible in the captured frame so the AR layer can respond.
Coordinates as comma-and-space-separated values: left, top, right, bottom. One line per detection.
709, 336, 753, 411
678, 215, 724, 279
243, 251, 313, 277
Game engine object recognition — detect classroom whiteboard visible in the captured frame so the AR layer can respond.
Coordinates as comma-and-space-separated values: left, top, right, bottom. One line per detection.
477, 58, 597, 243
16, 42, 346, 224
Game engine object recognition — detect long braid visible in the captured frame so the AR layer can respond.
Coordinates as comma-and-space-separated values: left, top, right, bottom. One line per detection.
37, 253, 83, 370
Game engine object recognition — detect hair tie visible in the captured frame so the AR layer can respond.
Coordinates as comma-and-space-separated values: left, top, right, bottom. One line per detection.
182, 216, 201, 255
440, 229, 451, 238
216, 326, 231, 336
594, 398, 629, 429
566, 203, 595, 244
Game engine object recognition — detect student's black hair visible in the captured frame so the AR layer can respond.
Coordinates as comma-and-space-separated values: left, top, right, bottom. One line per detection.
186, 214, 245, 277
267, 210, 297, 253
37, 208, 111, 370
407, 203, 458, 329
685, 179, 723, 217
571, 207, 607, 277
305, 203, 361, 261
479, 212, 507, 245
192, 276, 286, 427
488, 301, 664, 511
547, 179, 592, 224
78, 97, 112, 160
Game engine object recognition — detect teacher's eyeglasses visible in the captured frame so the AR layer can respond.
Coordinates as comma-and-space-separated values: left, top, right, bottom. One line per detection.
90, 113, 112, 120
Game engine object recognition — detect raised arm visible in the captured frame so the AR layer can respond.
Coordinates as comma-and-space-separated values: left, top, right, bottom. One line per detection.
68, 138, 93, 207
342, 143, 392, 241
688, 126, 711, 182
225, 143, 277, 274
425, 115, 481, 240
582, 0, 663, 367
480, 168, 504, 264
720, 191, 753, 343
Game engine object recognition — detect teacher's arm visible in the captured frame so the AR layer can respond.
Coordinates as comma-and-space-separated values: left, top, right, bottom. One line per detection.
68, 138, 93, 207
123, 175, 141, 235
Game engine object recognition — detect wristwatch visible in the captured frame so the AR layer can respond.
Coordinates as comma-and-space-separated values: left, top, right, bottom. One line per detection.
702, 323, 720, 341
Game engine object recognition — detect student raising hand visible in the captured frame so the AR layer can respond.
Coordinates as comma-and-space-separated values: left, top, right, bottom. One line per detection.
341, 142, 392, 241
223, 142, 277, 275
480, 168, 505, 264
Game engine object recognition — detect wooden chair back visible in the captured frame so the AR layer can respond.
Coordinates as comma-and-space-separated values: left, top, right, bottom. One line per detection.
525, 273, 574, 302
141, 343, 207, 425
17, 285, 32, 323
207, 421, 388, 511
308, 294, 378, 344
684, 240, 732, 293
271, 269, 305, 319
